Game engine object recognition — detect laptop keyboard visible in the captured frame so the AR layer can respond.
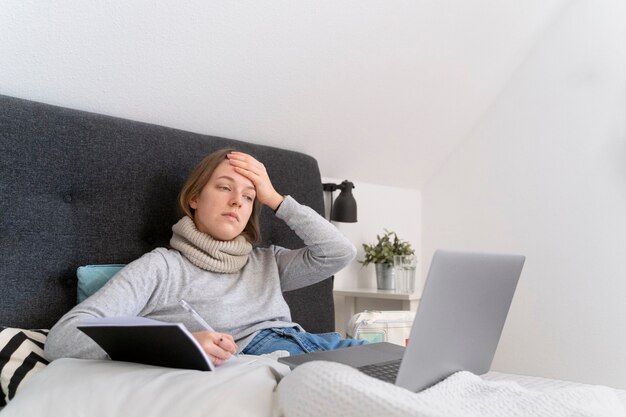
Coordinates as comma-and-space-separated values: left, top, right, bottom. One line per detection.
358, 359, 401, 383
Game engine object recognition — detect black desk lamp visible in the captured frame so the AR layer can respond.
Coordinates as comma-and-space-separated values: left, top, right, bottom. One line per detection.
322, 180, 357, 223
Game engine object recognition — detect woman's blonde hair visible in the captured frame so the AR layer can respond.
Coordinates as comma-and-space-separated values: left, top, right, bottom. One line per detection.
177, 148, 262, 244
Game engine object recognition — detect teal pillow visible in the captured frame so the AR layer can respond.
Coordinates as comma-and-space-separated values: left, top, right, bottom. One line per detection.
76, 264, 125, 303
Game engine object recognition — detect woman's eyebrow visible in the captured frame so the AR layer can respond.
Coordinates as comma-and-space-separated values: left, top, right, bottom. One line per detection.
215, 175, 256, 191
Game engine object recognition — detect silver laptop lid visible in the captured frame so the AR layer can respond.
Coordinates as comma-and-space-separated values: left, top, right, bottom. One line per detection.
395, 249, 525, 392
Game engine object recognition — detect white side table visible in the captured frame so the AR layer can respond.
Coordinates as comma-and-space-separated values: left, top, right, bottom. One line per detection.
333, 288, 421, 330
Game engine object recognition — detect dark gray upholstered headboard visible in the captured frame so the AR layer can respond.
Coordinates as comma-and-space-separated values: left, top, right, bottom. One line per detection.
0, 94, 334, 333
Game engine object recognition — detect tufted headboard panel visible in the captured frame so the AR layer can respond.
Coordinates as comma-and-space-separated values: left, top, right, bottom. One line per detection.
0, 94, 334, 332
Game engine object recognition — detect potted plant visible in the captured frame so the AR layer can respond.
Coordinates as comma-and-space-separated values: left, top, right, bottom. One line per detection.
360, 230, 414, 290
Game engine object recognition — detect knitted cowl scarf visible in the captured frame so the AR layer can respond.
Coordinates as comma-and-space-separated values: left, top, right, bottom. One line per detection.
169, 216, 253, 273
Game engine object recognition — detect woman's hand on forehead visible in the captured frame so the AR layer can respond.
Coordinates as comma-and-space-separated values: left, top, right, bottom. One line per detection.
227, 152, 284, 211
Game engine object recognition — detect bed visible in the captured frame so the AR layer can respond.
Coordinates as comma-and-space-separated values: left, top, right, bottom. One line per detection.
1, 94, 625, 417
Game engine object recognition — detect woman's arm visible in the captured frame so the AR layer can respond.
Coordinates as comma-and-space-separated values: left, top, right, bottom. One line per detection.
44, 251, 168, 360
226, 151, 355, 290
273, 196, 356, 292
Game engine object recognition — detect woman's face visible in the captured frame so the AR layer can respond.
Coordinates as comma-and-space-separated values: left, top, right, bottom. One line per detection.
189, 159, 256, 241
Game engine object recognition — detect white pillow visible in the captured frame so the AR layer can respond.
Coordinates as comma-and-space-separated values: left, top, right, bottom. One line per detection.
1, 357, 288, 417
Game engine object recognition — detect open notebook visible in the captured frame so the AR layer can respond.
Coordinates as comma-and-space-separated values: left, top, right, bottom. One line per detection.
79, 316, 254, 371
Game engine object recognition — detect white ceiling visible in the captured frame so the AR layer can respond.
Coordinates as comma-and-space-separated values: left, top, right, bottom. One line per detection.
285, 0, 571, 189
0, 1, 570, 189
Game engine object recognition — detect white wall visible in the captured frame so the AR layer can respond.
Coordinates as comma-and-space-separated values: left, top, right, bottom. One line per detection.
423, 0, 626, 388
322, 177, 421, 334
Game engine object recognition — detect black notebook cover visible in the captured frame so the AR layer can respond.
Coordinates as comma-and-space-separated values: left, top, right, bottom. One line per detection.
78, 318, 214, 371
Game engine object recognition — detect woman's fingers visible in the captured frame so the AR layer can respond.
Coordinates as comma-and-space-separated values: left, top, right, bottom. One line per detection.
227, 152, 284, 210
227, 152, 265, 182
192, 331, 237, 364
216, 333, 238, 354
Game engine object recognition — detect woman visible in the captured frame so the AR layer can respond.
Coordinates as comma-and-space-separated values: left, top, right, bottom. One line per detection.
45, 149, 364, 365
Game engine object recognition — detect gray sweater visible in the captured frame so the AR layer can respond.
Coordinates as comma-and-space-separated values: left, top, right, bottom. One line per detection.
44, 196, 356, 360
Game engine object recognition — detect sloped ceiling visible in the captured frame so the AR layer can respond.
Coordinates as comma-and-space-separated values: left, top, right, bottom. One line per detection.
296, 0, 571, 189
0, 1, 570, 189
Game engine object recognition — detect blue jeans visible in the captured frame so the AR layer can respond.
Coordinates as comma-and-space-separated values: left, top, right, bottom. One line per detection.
242, 327, 367, 356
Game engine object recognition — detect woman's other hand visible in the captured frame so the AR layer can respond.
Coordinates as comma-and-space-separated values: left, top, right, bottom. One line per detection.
192, 331, 238, 366
226, 152, 284, 211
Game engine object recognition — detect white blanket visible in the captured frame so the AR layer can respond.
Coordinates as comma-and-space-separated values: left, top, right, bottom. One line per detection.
278, 361, 626, 417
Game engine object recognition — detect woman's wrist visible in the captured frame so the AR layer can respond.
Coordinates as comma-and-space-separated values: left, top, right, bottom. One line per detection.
266, 193, 285, 212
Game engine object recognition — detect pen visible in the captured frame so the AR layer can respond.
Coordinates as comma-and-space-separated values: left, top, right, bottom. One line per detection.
179, 299, 215, 332
179, 299, 239, 357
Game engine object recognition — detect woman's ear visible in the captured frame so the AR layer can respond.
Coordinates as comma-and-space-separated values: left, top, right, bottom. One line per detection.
189, 194, 198, 210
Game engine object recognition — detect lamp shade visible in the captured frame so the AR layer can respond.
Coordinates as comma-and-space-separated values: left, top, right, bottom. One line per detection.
330, 181, 357, 223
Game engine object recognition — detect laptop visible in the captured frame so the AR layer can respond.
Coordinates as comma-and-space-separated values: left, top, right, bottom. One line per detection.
278, 249, 525, 392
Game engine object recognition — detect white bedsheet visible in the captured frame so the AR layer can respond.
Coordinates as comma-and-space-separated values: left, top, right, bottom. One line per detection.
484, 371, 626, 408
278, 361, 626, 417
4, 356, 625, 417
